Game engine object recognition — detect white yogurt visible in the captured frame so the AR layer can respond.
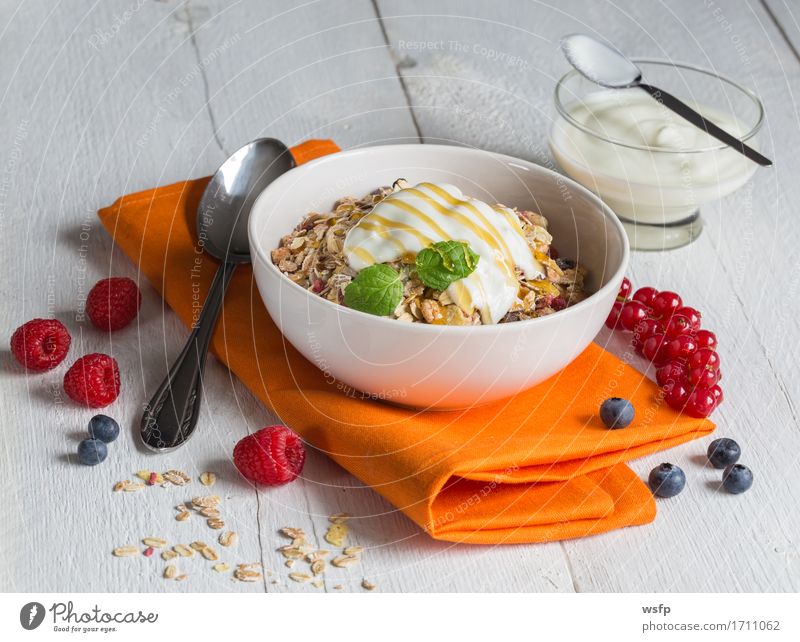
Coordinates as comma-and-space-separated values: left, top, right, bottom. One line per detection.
550, 89, 758, 224
343, 182, 544, 323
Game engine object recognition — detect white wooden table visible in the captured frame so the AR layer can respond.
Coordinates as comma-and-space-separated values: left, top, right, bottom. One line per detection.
1, 0, 798, 593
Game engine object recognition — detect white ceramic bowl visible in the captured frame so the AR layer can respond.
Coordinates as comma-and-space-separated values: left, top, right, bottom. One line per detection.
248, 144, 629, 409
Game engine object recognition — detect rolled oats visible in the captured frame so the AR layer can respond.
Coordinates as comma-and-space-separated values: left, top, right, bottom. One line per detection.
219, 531, 237, 548
142, 538, 167, 548
324, 523, 348, 547
207, 518, 224, 530
112, 546, 139, 557
199, 472, 217, 487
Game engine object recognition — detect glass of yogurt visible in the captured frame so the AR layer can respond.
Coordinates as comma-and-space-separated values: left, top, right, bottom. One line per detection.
549, 59, 765, 250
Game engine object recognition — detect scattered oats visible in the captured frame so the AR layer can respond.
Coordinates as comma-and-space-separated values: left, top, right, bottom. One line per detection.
334, 584, 344, 590
123, 482, 145, 493
142, 538, 167, 548
328, 512, 351, 524
163, 565, 177, 579
213, 563, 230, 573
161, 550, 178, 561
324, 523, 349, 547
173, 544, 194, 558
207, 518, 224, 530
285, 560, 295, 568
199, 507, 220, 518
219, 531, 237, 548
192, 495, 221, 508
306, 550, 329, 562
343, 546, 363, 555
201, 546, 219, 561
175, 574, 188, 582
278, 545, 305, 559
291, 536, 310, 548
279, 527, 305, 539
288, 572, 311, 583
331, 554, 359, 568
113, 480, 130, 492
361, 579, 376, 591
189, 541, 208, 551
239, 562, 261, 570
175, 510, 191, 522
199, 471, 217, 487
310, 559, 325, 576
112, 546, 139, 557
163, 470, 191, 486
234, 566, 262, 582
312, 579, 324, 589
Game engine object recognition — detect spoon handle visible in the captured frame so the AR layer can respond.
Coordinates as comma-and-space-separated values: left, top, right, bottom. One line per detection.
140, 260, 237, 451
637, 83, 772, 167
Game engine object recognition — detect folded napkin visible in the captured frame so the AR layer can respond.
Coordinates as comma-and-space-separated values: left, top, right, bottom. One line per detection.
98, 140, 714, 544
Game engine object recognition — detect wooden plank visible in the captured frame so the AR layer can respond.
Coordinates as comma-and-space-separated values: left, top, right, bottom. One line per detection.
375, 0, 800, 591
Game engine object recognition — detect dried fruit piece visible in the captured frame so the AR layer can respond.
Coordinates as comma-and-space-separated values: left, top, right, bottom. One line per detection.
142, 547, 154, 557
199, 472, 217, 487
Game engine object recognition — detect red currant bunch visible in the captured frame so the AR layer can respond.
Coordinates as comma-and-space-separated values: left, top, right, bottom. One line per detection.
606, 278, 722, 418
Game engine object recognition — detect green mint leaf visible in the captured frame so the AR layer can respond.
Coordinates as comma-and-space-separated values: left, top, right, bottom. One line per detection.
415, 240, 480, 291
344, 264, 403, 316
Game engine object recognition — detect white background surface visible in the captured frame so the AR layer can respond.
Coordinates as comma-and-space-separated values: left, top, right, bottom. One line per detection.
1, 0, 798, 593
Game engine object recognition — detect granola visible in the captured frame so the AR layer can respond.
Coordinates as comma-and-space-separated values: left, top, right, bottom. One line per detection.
272, 182, 587, 324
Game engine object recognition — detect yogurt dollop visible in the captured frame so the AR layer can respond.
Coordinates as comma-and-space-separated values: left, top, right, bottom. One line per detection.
343, 182, 543, 324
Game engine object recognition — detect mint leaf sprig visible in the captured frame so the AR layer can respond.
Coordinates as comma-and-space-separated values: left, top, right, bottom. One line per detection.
344, 264, 403, 316
415, 240, 480, 291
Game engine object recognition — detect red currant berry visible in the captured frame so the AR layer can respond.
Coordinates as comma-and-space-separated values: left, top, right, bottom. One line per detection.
605, 301, 623, 330
642, 333, 670, 366
665, 334, 698, 361
689, 348, 720, 371
665, 380, 690, 410
617, 277, 632, 301
694, 329, 717, 350
676, 306, 701, 330
710, 385, 724, 405
688, 366, 720, 389
632, 286, 659, 308
664, 314, 693, 339
631, 318, 661, 351
619, 300, 649, 331
651, 291, 683, 319
656, 360, 688, 388
685, 389, 717, 418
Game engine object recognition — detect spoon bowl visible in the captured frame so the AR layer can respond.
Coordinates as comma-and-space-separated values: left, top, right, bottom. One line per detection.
560, 34, 642, 88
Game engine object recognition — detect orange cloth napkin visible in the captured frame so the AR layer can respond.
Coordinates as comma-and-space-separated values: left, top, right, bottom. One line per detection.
98, 140, 714, 544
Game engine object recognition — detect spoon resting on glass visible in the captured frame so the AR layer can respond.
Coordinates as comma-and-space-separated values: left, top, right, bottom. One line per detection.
560, 33, 772, 167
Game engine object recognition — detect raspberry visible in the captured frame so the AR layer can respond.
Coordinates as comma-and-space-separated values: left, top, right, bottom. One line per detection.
233, 425, 306, 486
10, 318, 71, 371
86, 277, 142, 331
63, 353, 121, 408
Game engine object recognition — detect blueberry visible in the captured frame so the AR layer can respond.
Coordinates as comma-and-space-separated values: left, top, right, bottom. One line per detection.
722, 463, 753, 494
648, 463, 686, 498
600, 397, 635, 429
706, 437, 740, 469
88, 414, 120, 443
77, 438, 107, 466
556, 258, 576, 270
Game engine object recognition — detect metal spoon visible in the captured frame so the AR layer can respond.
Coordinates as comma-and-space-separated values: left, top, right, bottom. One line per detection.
560, 33, 772, 167
141, 138, 295, 451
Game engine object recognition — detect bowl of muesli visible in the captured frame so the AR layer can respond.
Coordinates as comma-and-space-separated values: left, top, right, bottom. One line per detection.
248, 144, 628, 409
